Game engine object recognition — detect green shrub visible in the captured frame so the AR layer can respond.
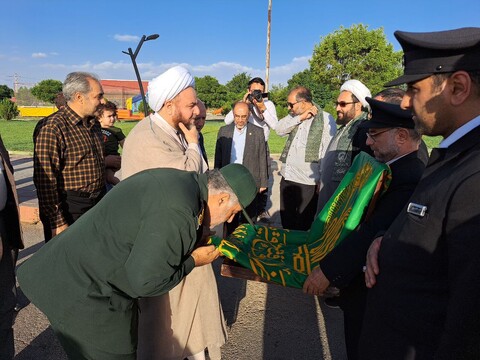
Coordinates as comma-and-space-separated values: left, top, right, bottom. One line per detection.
0, 99, 19, 121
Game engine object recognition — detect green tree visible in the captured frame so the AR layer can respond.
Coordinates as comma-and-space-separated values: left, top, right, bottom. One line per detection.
0, 99, 19, 121
137, 101, 152, 115
222, 72, 251, 114
0, 85, 14, 100
310, 24, 403, 97
15, 86, 39, 106
225, 72, 250, 95
31, 79, 63, 104
287, 68, 334, 109
195, 76, 227, 109
268, 84, 289, 119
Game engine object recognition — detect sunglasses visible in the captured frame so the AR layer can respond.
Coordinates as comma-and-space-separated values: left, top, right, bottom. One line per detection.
335, 101, 358, 107
287, 100, 304, 108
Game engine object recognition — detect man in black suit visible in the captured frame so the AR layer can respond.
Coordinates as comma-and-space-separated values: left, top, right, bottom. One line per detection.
0, 136, 23, 359
303, 97, 426, 359
362, 27, 480, 359
215, 101, 268, 234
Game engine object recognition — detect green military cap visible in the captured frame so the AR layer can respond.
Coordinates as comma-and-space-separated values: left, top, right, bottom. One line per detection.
386, 27, 480, 86
220, 162, 256, 205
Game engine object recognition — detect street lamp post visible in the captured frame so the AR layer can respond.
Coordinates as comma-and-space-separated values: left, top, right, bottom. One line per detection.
122, 34, 159, 115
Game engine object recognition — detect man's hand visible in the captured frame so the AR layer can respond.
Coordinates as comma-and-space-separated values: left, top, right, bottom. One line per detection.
299, 105, 318, 121
196, 226, 215, 247
105, 155, 121, 170
303, 266, 330, 296
51, 223, 69, 237
259, 187, 267, 193
191, 245, 221, 267
253, 98, 266, 112
365, 236, 383, 288
178, 122, 199, 144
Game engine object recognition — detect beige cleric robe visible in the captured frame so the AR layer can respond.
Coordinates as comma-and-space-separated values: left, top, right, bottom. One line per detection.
121, 115, 226, 360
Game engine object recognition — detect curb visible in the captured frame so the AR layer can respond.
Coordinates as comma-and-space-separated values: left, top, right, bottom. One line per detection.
20, 205, 40, 224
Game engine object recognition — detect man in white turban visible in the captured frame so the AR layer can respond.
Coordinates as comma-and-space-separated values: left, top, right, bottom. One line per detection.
317, 79, 374, 214
121, 66, 225, 360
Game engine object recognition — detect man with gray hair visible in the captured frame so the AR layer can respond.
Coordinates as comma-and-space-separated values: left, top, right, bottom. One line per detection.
18, 163, 257, 360
122, 66, 223, 360
33, 71, 106, 240
317, 79, 374, 212
276, 86, 336, 230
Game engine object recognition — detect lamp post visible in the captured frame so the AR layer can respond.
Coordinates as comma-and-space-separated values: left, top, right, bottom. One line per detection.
122, 34, 159, 115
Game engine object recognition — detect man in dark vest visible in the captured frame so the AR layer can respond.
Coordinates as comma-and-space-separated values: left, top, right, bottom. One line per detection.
317, 79, 374, 213
276, 86, 336, 230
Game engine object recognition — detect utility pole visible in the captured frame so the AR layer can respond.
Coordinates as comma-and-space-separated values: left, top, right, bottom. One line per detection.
122, 34, 159, 114
265, 0, 272, 91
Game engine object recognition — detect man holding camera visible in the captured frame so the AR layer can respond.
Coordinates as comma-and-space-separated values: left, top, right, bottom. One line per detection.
224, 77, 278, 222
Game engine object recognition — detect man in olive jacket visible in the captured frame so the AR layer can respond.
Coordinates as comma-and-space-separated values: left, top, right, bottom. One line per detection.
17, 164, 256, 360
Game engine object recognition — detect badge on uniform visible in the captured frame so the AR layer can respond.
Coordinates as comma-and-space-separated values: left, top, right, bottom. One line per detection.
407, 202, 427, 217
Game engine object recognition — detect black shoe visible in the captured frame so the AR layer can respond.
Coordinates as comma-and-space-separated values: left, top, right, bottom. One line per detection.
324, 296, 340, 309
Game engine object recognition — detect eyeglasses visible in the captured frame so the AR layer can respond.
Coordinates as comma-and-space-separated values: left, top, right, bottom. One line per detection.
287, 100, 304, 108
335, 101, 358, 108
366, 128, 396, 142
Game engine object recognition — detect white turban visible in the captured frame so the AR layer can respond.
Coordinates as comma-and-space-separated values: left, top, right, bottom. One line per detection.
147, 65, 195, 112
340, 79, 371, 110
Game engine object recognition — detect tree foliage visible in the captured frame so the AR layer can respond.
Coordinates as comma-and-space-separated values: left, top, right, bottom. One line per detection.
287, 68, 334, 109
225, 72, 250, 95
268, 84, 290, 119
0, 99, 19, 121
195, 76, 227, 109
15, 87, 40, 106
310, 24, 403, 97
31, 79, 63, 104
0, 85, 14, 101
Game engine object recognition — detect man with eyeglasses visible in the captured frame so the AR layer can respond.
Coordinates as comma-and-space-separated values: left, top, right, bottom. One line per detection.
361, 27, 480, 359
215, 101, 268, 235
317, 79, 374, 214
303, 97, 426, 359
276, 86, 336, 230
224, 77, 278, 223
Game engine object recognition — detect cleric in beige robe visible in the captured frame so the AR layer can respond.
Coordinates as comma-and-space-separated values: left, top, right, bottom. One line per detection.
121, 65, 225, 360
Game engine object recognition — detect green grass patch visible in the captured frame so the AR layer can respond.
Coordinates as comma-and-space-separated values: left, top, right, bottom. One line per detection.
0, 118, 441, 158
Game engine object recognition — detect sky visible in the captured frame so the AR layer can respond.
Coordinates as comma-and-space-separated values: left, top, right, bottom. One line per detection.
1, 0, 479, 91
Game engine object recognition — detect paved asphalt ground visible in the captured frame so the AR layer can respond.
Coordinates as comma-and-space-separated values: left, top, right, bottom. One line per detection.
10, 155, 347, 360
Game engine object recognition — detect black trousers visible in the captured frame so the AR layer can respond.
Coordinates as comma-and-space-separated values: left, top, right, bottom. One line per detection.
0, 213, 16, 360
280, 178, 318, 230
337, 275, 368, 360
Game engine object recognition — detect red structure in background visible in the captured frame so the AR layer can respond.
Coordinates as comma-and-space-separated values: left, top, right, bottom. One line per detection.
100, 79, 148, 120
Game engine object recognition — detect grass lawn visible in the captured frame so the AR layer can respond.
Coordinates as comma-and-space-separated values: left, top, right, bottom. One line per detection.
0, 118, 442, 158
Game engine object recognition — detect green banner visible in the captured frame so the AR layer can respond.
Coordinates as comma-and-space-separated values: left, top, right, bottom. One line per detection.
210, 152, 391, 288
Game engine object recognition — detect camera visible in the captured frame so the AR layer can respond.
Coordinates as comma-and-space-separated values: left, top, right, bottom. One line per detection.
247, 90, 268, 103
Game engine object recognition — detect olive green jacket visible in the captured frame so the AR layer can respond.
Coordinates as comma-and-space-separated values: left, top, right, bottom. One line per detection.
17, 168, 207, 356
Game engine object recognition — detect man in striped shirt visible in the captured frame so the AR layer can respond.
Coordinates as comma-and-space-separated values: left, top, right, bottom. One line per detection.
33, 72, 106, 240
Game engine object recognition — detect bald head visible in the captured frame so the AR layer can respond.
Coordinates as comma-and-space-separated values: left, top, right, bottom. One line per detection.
194, 100, 207, 132
233, 101, 250, 130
